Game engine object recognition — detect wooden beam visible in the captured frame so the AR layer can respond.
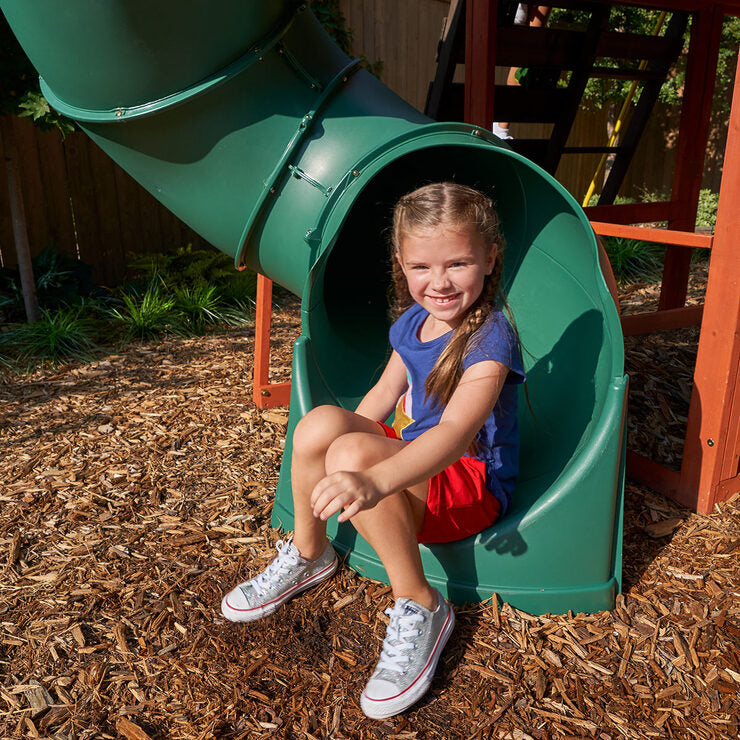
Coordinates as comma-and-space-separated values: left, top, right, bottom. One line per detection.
545, 6, 610, 173
253, 274, 291, 409
464, 0, 497, 128
679, 47, 740, 513
621, 305, 703, 336
585, 201, 681, 224
590, 222, 713, 249
660, 7, 723, 310
626, 450, 680, 498
426, 0, 465, 120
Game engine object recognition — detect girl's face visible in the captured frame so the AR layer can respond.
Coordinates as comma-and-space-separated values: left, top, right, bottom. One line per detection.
397, 224, 495, 332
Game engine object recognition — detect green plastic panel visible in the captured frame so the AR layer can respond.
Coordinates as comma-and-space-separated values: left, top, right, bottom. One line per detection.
1, 0, 626, 614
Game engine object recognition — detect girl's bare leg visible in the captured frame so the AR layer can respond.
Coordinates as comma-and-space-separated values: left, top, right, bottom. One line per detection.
324, 433, 438, 611
290, 406, 386, 559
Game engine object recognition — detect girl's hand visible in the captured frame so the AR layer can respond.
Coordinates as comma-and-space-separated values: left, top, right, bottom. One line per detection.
310, 471, 384, 522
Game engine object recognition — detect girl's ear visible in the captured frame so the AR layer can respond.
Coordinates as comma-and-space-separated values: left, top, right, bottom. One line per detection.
485, 244, 497, 275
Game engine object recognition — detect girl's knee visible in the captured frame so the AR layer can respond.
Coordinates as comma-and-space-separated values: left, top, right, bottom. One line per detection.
325, 433, 385, 474
293, 405, 349, 456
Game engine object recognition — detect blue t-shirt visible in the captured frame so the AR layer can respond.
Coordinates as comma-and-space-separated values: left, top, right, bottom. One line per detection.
388, 303, 526, 515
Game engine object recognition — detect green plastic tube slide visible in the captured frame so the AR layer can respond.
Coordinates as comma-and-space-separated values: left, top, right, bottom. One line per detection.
2, 0, 626, 614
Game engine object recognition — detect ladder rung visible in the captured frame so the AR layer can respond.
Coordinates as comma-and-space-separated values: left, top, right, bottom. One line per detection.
562, 146, 624, 154
493, 85, 570, 123
591, 66, 666, 81
493, 26, 683, 70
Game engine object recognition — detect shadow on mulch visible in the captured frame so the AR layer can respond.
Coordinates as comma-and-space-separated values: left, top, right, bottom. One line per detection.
621, 482, 691, 592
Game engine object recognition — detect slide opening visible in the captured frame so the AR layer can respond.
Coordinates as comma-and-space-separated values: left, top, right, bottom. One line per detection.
307, 144, 619, 514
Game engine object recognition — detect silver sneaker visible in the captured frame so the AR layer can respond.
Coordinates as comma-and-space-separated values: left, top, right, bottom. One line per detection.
360, 589, 455, 718
220, 536, 337, 622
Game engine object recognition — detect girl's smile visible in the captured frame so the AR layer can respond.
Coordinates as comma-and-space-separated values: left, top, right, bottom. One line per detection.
397, 225, 495, 336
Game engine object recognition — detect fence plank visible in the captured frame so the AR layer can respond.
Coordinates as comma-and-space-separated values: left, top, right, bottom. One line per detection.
63, 132, 104, 282
13, 117, 50, 259
0, 120, 15, 269
34, 123, 77, 260
88, 140, 125, 284
113, 159, 144, 269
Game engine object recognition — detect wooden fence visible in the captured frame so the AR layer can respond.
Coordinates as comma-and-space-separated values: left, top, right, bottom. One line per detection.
0, 1, 730, 285
0, 116, 211, 285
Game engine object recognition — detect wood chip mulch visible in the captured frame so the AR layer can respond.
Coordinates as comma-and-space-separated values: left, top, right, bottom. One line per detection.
621, 263, 708, 471
1, 290, 738, 739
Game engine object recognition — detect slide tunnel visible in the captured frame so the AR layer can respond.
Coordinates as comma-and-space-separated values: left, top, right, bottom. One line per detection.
2, 0, 626, 614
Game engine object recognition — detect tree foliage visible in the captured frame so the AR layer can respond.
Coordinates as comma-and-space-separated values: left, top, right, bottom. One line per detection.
0, 13, 74, 132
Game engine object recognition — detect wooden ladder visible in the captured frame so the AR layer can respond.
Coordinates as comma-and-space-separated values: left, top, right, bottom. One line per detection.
425, 0, 688, 203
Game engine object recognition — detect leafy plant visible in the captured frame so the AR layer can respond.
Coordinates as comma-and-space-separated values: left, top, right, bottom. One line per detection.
602, 237, 664, 283
696, 189, 719, 231
172, 284, 254, 334
0, 15, 75, 133
17, 90, 75, 136
109, 280, 178, 339
311, 0, 383, 78
0, 247, 98, 322
126, 245, 257, 303
0, 307, 98, 365
173, 284, 225, 335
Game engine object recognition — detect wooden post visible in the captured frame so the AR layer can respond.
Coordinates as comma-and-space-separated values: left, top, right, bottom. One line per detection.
1, 116, 39, 323
252, 274, 291, 409
659, 7, 722, 311
678, 48, 740, 512
464, 0, 497, 128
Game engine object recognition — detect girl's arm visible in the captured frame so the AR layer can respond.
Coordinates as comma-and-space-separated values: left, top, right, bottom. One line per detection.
354, 350, 408, 423
311, 360, 509, 521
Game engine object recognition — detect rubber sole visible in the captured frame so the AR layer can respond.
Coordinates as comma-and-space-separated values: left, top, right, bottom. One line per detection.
360, 604, 455, 719
220, 555, 338, 623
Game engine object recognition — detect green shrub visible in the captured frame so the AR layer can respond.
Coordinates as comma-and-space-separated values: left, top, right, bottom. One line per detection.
0, 247, 98, 322
696, 189, 719, 231
126, 245, 257, 303
0, 307, 98, 366
110, 280, 178, 339
174, 285, 255, 334
602, 237, 663, 283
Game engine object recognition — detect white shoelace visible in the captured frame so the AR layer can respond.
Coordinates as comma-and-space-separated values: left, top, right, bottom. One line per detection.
376, 603, 425, 674
249, 536, 302, 597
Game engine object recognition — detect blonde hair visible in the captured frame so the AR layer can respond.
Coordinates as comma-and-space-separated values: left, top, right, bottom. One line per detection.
390, 182, 508, 406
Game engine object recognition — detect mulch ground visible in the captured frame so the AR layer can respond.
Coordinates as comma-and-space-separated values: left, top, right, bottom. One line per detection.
1, 283, 738, 739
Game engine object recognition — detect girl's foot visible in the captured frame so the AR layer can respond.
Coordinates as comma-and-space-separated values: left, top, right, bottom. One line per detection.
360, 589, 455, 718
220, 536, 337, 622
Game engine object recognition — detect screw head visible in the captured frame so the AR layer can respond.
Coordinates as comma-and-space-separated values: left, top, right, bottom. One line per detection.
261, 390, 271, 397
352, 169, 360, 177
707, 438, 715, 447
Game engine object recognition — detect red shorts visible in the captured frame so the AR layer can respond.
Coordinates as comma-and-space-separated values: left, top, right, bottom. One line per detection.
377, 422, 501, 544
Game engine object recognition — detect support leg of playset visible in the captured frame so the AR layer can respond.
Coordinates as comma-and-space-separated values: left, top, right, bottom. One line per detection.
659, 6, 722, 311
677, 49, 740, 513
464, 0, 498, 128
253, 274, 291, 410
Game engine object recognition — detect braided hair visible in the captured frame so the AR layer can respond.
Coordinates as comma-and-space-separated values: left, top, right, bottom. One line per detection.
390, 182, 507, 407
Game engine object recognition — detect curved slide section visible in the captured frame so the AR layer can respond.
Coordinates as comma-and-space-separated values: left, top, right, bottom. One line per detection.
2, 0, 626, 614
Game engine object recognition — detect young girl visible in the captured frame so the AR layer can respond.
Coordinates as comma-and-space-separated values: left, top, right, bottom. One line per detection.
221, 182, 525, 718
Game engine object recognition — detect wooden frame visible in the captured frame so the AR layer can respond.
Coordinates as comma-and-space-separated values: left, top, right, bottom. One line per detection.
252, 274, 291, 410
251, 1, 740, 512
465, 0, 740, 513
